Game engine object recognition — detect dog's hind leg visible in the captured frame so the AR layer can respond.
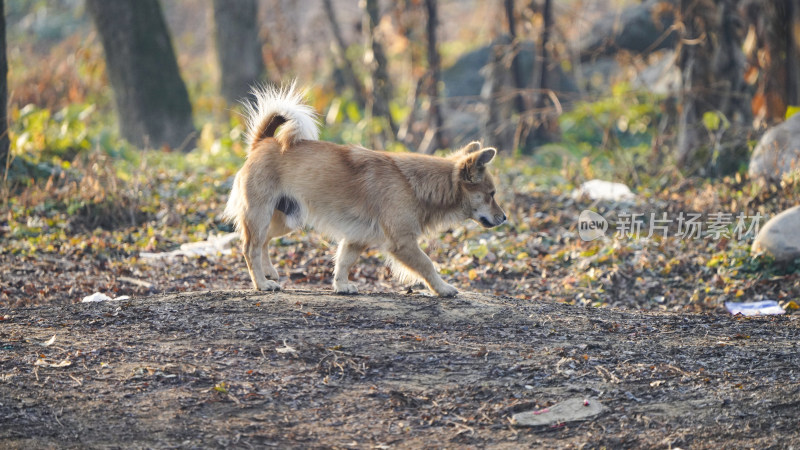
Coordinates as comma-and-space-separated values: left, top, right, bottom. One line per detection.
387, 234, 458, 297
242, 205, 281, 292
261, 212, 292, 281
333, 240, 367, 294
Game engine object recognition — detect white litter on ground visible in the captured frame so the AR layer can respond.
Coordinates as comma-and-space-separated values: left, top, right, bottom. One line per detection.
513, 397, 607, 427
81, 293, 131, 303
725, 300, 785, 316
139, 232, 238, 261
572, 179, 636, 202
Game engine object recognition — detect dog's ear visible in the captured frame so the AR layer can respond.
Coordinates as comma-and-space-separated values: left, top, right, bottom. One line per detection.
476, 147, 496, 165
462, 141, 482, 154
459, 148, 497, 183
448, 141, 482, 158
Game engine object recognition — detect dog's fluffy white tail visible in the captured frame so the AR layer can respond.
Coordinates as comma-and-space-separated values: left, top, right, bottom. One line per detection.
243, 82, 319, 150
224, 83, 318, 232
223, 173, 244, 232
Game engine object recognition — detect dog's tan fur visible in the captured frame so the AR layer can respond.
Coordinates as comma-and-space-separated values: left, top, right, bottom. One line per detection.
224, 84, 506, 296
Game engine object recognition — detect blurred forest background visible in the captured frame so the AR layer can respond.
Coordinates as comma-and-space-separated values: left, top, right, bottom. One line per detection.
1, 0, 799, 311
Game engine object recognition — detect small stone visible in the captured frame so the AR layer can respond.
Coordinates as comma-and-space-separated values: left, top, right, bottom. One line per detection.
752, 206, 800, 263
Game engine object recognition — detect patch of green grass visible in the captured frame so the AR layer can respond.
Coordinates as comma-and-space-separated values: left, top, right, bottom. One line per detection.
556, 82, 667, 185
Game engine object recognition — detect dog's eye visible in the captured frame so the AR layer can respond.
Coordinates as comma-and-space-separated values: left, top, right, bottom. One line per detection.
489, 191, 495, 198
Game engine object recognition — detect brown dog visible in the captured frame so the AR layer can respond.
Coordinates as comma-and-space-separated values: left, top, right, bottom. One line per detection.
224, 84, 506, 296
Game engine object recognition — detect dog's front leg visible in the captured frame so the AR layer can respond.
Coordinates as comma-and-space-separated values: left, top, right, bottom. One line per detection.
388, 237, 458, 297
333, 240, 366, 294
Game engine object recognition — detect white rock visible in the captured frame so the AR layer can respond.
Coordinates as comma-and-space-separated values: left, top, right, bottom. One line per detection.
751, 205, 800, 262
749, 114, 800, 182
572, 179, 635, 202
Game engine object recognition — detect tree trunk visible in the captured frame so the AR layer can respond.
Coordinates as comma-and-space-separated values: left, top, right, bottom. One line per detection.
86, 0, 196, 151
212, 0, 265, 104
745, 0, 800, 124
503, 0, 527, 115
526, 0, 558, 151
0, 0, 8, 176
482, 35, 515, 151
537, 0, 552, 109
362, 0, 397, 147
395, 0, 425, 147
323, 0, 366, 110
423, 0, 445, 153
676, 0, 748, 171
790, 1, 800, 109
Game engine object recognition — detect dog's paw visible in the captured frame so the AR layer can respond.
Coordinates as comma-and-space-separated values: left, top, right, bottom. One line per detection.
333, 282, 359, 295
256, 279, 281, 291
265, 266, 280, 280
434, 283, 458, 297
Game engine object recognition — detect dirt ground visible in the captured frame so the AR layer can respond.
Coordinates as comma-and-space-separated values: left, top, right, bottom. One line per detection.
1, 290, 799, 449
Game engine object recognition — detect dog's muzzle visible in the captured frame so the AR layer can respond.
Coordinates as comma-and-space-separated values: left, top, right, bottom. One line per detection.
479, 214, 507, 228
